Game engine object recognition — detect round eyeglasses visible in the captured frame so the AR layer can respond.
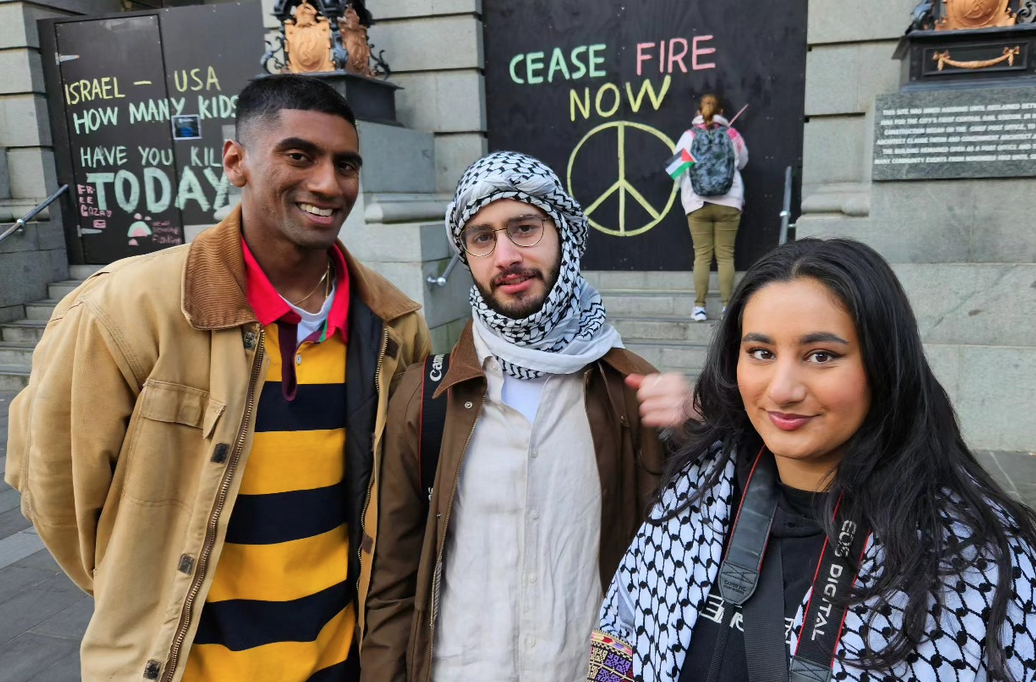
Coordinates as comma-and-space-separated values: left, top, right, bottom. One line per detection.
460, 215, 548, 257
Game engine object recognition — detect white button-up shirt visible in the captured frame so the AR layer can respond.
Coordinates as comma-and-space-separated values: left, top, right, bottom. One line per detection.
431, 330, 604, 681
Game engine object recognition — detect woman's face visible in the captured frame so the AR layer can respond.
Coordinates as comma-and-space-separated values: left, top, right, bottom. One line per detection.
736, 277, 871, 491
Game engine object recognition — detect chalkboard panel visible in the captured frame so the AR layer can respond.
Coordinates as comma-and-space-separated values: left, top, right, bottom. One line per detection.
159, 3, 264, 241
42, 3, 263, 265
483, 0, 808, 271
56, 15, 177, 263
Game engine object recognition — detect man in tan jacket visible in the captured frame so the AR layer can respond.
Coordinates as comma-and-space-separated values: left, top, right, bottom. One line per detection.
361, 151, 690, 681
5, 75, 430, 682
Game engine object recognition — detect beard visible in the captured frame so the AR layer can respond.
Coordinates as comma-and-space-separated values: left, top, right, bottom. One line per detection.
475, 257, 562, 320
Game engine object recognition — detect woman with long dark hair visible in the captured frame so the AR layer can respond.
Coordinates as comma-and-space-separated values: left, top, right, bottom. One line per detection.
588, 238, 1036, 682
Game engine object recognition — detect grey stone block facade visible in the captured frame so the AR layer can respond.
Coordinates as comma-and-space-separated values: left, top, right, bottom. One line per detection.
367, 0, 487, 192
798, 1, 1036, 450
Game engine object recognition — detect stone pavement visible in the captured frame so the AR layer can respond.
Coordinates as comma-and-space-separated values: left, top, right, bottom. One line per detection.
0, 391, 92, 682
0, 389, 1034, 681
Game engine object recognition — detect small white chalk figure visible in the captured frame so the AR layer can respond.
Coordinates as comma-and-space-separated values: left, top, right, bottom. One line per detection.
128, 213, 152, 246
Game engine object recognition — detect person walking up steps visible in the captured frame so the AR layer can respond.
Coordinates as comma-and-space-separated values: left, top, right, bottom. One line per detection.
675, 94, 749, 322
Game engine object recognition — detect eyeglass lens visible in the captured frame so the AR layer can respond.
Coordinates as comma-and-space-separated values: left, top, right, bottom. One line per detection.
462, 215, 545, 256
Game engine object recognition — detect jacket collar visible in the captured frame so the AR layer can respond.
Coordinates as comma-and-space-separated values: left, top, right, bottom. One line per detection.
182, 204, 421, 330
434, 321, 634, 398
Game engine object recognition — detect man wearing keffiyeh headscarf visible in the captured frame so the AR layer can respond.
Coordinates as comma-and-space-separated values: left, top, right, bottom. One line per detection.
361, 151, 694, 682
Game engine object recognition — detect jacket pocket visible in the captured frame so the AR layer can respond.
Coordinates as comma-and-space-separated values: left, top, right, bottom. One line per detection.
139, 380, 225, 437
119, 380, 226, 506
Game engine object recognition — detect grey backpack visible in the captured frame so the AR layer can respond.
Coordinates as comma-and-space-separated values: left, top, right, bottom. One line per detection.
688, 124, 736, 196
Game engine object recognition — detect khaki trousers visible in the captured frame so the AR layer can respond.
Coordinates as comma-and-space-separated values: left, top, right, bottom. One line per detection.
686, 203, 741, 307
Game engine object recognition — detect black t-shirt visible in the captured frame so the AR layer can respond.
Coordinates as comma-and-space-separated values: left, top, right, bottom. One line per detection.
679, 482, 830, 682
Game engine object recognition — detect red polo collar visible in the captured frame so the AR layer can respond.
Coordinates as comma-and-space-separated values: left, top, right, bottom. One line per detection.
242, 237, 350, 342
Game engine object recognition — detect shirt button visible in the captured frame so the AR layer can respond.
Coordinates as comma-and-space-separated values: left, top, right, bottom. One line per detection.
531, 449, 539, 458
531, 511, 540, 521
295, 354, 302, 366
464, 401, 473, 409
528, 573, 537, 584
527, 637, 536, 649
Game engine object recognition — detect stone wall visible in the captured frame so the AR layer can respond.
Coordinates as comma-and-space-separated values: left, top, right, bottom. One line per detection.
799, 0, 1036, 451
337, 120, 473, 353
801, 0, 912, 207
367, 0, 487, 193
361, 0, 486, 348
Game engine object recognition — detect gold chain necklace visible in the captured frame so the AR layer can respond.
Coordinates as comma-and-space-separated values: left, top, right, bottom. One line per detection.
289, 258, 333, 307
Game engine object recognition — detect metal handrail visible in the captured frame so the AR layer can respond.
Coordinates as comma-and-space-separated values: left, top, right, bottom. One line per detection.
0, 184, 69, 246
778, 166, 795, 245
426, 252, 461, 287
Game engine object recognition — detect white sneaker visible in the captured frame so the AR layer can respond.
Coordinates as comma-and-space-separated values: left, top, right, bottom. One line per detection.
691, 306, 707, 322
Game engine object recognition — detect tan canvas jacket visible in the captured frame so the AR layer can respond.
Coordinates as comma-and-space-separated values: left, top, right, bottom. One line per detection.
4, 206, 431, 682
360, 324, 666, 682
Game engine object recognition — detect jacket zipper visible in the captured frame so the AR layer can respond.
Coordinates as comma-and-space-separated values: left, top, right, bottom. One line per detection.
357, 327, 389, 598
426, 396, 483, 682
161, 327, 266, 682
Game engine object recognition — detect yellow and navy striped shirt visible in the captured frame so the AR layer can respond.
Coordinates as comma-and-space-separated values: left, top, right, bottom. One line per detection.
184, 242, 356, 681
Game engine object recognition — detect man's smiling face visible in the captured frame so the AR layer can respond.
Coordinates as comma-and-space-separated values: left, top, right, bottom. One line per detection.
227, 108, 362, 252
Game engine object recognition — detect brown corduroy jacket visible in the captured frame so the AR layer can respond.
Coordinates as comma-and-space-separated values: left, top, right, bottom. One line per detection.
360, 323, 666, 682
5, 206, 431, 682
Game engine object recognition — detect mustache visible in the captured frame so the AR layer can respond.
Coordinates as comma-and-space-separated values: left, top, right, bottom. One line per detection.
293, 193, 346, 209
491, 266, 541, 288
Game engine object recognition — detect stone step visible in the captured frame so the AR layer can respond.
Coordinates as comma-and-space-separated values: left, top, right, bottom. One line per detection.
68, 265, 103, 280
586, 270, 744, 292
0, 320, 45, 344
613, 315, 722, 344
0, 365, 29, 391
24, 300, 59, 321
624, 341, 709, 372
48, 280, 83, 300
47, 279, 82, 300
603, 291, 722, 318
0, 343, 34, 366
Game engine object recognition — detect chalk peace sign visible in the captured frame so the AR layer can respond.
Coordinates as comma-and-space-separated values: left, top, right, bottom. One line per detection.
566, 121, 679, 237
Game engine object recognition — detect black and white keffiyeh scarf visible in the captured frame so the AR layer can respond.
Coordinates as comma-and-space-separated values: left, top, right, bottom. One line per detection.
446, 151, 622, 380
598, 449, 1036, 681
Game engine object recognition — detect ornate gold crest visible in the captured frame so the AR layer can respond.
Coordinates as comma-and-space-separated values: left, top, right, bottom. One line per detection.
284, 0, 334, 73
938, 0, 1016, 30
338, 8, 374, 77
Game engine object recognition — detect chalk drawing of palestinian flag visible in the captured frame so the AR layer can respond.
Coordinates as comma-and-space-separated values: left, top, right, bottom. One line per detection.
665, 148, 695, 179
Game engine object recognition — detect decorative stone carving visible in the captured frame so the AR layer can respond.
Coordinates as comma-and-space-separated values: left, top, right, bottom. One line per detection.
338, 7, 373, 77
284, 0, 334, 73
932, 44, 1021, 68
